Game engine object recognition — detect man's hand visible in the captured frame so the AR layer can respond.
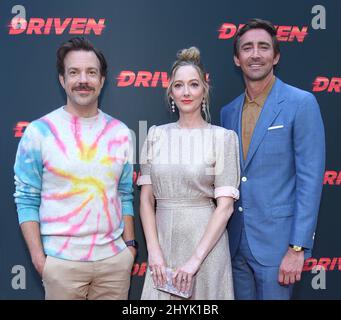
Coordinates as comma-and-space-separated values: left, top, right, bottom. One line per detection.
278, 247, 305, 285
127, 246, 137, 259
20, 221, 46, 277
32, 253, 46, 277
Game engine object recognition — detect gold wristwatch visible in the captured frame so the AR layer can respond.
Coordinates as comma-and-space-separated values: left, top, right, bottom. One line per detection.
289, 244, 303, 252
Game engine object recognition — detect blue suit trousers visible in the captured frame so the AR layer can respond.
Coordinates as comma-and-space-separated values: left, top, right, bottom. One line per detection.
232, 224, 294, 300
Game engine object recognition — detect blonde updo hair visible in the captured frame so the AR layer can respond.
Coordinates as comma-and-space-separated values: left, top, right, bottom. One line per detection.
167, 46, 211, 122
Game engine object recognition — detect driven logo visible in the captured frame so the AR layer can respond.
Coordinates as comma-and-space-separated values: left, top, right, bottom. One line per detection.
9, 17, 106, 35
133, 170, 140, 185
324, 171, 341, 185
131, 262, 147, 277
303, 257, 341, 272
116, 71, 210, 88
13, 121, 30, 138
117, 71, 170, 88
312, 77, 341, 93
218, 23, 308, 42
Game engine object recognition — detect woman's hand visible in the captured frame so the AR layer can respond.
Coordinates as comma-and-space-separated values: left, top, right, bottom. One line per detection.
173, 255, 201, 293
148, 247, 167, 287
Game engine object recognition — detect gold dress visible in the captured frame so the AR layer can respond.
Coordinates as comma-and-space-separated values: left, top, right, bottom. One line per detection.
138, 122, 240, 300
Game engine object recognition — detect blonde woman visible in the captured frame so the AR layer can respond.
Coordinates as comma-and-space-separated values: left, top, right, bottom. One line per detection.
138, 47, 240, 299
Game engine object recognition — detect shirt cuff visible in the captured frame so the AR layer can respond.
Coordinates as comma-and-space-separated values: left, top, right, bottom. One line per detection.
214, 186, 240, 200
18, 208, 40, 224
122, 201, 134, 216
137, 175, 152, 186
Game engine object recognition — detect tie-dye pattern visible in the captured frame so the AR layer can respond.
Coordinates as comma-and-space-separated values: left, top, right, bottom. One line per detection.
14, 107, 134, 261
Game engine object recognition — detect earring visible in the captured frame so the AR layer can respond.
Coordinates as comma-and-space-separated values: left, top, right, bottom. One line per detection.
171, 100, 176, 113
202, 99, 206, 111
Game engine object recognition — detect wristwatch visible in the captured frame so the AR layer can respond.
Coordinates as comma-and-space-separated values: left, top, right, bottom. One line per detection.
125, 240, 138, 249
289, 244, 303, 252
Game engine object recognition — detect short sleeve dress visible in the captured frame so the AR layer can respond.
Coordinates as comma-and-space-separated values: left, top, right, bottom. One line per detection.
138, 122, 240, 300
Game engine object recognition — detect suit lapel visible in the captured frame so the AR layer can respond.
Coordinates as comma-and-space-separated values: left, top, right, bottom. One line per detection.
243, 78, 285, 170
228, 95, 245, 171
236, 96, 245, 170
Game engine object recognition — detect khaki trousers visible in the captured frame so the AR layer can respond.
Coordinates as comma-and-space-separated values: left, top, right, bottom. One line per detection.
42, 247, 134, 300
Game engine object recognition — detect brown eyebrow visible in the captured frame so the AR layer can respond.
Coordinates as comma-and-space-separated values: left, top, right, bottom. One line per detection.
241, 41, 253, 48
241, 41, 271, 48
258, 41, 271, 46
67, 67, 99, 71
173, 79, 199, 83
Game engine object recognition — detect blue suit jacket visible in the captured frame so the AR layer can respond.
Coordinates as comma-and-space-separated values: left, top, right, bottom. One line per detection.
220, 78, 325, 266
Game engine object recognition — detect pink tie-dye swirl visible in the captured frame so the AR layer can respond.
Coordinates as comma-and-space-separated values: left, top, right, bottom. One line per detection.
41, 118, 67, 156
22, 109, 132, 261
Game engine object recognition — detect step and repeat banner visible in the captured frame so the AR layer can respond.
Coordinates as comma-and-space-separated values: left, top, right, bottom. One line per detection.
1, 0, 340, 299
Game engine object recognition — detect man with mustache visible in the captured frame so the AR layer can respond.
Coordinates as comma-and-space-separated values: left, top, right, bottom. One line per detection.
14, 37, 137, 299
220, 19, 325, 299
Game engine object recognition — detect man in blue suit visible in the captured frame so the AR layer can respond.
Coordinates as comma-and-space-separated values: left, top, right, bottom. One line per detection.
220, 19, 325, 300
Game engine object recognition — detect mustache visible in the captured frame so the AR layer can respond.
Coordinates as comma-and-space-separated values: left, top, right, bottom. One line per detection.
73, 84, 94, 91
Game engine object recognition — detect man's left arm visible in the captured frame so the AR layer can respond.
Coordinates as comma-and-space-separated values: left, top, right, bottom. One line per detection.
118, 131, 137, 258
291, 93, 325, 249
279, 93, 325, 285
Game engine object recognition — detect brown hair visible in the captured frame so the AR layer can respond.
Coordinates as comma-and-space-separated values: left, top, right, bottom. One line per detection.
234, 18, 280, 57
57, 37, 107, 77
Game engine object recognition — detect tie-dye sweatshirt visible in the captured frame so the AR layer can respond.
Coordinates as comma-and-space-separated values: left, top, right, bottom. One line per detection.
14, 106, 134, 261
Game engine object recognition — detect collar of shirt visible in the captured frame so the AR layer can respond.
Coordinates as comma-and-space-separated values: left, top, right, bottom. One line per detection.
244, 76, 276, 109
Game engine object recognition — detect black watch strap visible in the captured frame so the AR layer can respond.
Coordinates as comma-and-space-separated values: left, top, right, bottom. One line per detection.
125, 240, 138, 249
